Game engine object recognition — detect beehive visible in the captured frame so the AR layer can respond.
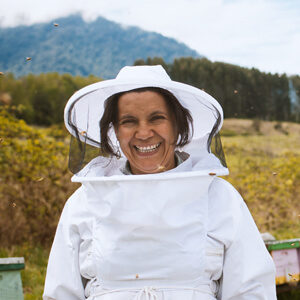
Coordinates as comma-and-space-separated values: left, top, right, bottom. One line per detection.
0, 257, 25, 300
266, 239, 300, 285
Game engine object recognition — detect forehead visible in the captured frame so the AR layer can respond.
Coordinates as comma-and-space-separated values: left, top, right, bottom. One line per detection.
118, 91, 169, 115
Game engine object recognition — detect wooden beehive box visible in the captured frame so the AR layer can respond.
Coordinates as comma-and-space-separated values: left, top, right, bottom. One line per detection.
265, 239, 300, 285
0, 257, 25, 300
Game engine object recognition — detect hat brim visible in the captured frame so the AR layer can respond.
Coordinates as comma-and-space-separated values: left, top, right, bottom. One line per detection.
64, 78, 224, 148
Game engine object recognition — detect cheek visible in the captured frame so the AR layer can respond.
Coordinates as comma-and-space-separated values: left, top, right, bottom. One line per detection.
116, 128, 132, 147
160, 124, 176, 143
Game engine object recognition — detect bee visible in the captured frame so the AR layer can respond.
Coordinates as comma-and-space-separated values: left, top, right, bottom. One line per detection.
26, 57, 32, 61
0, 72, 4, 76
234, 90, 238, 94
209, 172, 216, 176
53, 23, 59, 27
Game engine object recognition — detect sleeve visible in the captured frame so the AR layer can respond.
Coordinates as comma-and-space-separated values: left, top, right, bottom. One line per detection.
217, 182, 277, 300
43, 189, 86, 300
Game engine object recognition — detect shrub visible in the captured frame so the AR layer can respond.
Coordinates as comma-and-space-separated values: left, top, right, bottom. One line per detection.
0, 108, 78, 246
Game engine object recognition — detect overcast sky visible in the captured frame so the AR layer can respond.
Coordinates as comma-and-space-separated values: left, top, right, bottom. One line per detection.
1, 0, 299, 75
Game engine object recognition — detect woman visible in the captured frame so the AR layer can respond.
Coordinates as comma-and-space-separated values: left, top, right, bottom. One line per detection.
43, 65, 276, 300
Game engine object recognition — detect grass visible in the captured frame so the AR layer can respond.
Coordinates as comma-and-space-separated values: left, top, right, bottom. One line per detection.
222, 134, 300, 239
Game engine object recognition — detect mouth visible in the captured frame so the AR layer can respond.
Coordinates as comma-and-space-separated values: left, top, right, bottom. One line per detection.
134, 142, 161, 153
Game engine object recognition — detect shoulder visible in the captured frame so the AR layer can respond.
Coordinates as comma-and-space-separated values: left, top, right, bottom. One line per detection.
58, 186, 90, 228
63, 186, 86, 212
207, 177, 247, 247
208, 177, 244, 211
209, 177, 242, 197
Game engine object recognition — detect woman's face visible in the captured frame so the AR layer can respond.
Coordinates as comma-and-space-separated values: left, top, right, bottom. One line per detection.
115, 91, 177, 174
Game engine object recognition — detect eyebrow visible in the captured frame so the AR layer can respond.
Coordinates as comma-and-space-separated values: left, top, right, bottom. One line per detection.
119, 114, 136, 121
119, 110, 167, 121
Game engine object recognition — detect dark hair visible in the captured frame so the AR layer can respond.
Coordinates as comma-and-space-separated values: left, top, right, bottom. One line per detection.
100, 87, 194, 157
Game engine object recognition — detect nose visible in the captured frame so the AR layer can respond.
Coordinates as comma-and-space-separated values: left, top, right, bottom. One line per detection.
135, 123, 154, 140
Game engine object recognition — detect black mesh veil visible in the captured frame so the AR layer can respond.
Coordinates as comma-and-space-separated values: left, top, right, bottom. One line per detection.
68, 135, 101, 174
207, 107, 227, 168
67, 94, 102, 174
210, 133, 227, 168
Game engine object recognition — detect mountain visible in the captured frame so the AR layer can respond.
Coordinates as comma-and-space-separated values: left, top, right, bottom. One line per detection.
0, 15, 201, 78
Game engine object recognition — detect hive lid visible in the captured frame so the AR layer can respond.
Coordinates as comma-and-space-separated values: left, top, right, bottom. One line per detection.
0, 257, 25, 271
265, 239, 300, 251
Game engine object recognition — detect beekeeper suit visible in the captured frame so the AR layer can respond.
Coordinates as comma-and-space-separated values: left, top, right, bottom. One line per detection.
43, 65, 277, 300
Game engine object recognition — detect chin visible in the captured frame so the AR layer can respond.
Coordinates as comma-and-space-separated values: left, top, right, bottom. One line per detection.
132, 162, 164, 174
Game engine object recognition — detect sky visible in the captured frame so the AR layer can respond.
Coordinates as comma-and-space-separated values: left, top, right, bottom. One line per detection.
1, 0, 299, 75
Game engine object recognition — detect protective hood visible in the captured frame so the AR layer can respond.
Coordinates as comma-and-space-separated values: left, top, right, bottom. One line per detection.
64, 65, 228, 179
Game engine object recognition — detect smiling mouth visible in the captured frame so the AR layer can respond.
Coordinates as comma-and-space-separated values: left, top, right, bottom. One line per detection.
134, 142, 161, 153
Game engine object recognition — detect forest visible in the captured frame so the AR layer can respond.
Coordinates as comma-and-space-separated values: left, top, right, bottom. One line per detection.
135, 57, 300, 122
1, 57, 299, 126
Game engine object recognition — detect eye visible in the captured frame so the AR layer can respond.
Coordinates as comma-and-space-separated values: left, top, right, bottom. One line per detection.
150, 115, 166, 122
119, 118, 136, 125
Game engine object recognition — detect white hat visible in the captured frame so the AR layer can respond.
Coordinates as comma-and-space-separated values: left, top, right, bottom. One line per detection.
64, 65, 226, 173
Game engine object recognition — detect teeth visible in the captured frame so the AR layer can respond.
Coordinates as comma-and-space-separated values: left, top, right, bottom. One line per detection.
136, 143, 160, 153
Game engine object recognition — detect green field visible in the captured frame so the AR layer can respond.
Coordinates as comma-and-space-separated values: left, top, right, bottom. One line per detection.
222, 119, 300, 239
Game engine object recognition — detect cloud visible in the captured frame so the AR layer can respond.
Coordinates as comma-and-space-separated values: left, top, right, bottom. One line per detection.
0, 0, 299, 74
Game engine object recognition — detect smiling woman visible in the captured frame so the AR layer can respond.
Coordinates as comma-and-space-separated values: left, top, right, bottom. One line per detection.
44, 65, 277, 300
100, 87, 193, 174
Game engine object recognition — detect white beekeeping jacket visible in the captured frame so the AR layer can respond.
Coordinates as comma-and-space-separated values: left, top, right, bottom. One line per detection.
44, 65, 276, 299
43, 152, 276, 300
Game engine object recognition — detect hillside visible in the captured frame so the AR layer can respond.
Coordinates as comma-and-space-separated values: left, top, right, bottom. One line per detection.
222, 118, 300, 138
0, 15, 200, 78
